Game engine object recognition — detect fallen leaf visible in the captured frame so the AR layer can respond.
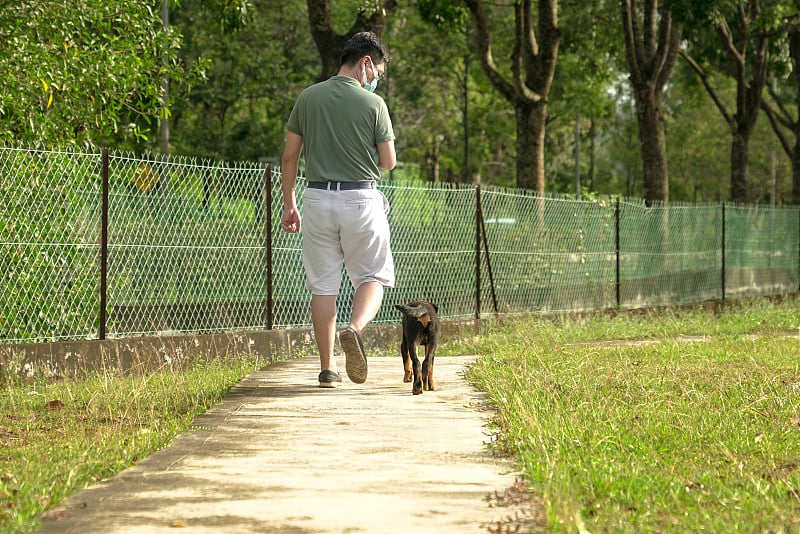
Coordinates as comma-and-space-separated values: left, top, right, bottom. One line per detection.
47, 400, 64, 409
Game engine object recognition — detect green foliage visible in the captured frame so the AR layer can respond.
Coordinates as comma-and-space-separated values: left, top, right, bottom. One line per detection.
2, 0, 798, 199
388, 3, 516, 185
329, 0, 383, 32
201, 0, 255, 31
169, 0, 314, 160
416, 0, 469, 29
0, 0, 201, 147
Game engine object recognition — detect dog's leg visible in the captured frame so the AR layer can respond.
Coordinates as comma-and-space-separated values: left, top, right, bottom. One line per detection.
422, 342, 436, 391
409, 341, 423, 395
400, 333, 412, 383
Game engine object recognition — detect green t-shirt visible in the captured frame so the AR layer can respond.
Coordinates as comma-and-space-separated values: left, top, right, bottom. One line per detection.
286, 76, 395, 183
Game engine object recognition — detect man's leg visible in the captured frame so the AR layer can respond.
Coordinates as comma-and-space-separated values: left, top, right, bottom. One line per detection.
338, 281, 382, 384
348, 281, 384, 334
311, 294, 338, 372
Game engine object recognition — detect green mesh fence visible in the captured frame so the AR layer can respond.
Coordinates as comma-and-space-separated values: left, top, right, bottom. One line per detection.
1, 146, 799, 343
106, 153, 271, 335
485, 191, 618, 314
619, 201, 724, 307
0, 148, 101, 342
385, 183, 477, 320
725, 204, 800, 298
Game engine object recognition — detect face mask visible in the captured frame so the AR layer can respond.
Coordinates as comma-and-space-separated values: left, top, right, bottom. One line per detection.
361, 57, 380, 93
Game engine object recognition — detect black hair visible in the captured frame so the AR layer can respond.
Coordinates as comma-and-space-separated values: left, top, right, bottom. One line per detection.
339, 31, 390, 67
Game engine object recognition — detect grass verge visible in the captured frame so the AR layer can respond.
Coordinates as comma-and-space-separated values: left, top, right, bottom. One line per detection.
461, 298, 800, 533
0, 355, 263, 533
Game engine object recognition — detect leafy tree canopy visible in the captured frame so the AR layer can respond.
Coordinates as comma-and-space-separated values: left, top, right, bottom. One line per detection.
0, 0, 201, 147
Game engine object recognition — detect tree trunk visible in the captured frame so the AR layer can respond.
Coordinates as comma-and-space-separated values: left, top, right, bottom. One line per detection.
465, 0, 559, 192
793, 136, 800, 205
680, 2, 768, 204
635, 91, 668, 205
515, 100, 547, 193
306, 0, 397, 81
432, 135, 442, 183
619, 0, 682, 205
589, 114, 596, 192
793, 29, 800, 205
731, 133, 750, 203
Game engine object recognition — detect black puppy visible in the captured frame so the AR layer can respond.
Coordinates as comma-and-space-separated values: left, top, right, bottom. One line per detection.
394, 300, 440, 395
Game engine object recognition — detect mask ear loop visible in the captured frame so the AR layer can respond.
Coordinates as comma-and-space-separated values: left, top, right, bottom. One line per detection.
367, 57, 380, 91
361, 57, 369, 87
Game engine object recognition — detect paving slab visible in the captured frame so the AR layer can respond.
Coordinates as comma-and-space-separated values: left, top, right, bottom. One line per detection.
39, 355, 519, 533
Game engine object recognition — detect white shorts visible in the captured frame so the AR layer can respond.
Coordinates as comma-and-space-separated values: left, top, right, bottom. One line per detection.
301, 187, 395, 295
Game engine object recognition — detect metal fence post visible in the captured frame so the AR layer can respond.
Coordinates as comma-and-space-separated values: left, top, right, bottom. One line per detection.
264, 163, 274, 330
475, 185, 481, 320
99, 148, 109, 340
478, 195, 499, 315
721, 202, 726, 301
615, 196, 621, 308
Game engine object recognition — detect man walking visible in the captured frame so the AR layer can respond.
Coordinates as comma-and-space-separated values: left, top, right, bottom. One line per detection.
280, 32, 396, 388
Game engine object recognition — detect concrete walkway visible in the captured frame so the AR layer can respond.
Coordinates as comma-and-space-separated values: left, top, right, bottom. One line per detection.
39, 355, 520, 533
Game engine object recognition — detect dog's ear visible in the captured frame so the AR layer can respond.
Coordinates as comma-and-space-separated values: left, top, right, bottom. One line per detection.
396, 303, 427, 317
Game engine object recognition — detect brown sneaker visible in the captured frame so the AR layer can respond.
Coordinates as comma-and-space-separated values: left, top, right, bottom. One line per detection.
339, 326, 368, 384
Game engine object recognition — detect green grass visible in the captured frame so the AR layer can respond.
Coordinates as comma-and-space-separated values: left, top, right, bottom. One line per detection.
0, 356, 263, 533
462, 297, 800, 533
2, 297, 799, 533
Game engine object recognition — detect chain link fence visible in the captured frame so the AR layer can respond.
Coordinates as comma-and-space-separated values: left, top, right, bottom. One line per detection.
2, 146, 799, 343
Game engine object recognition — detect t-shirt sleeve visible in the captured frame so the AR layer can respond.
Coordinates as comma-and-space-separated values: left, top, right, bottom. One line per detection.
374, 99, 394, 144
286, 94, 304, 136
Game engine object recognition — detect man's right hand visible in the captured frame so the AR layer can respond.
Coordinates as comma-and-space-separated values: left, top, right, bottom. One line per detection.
281, 207, 301, 233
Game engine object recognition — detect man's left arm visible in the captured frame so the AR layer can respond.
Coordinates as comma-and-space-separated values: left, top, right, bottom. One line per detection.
280, 131, 303, 233
377, 140, 396, 171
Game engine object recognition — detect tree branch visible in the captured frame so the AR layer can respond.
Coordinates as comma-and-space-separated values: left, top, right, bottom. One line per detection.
765, 81, 794, 128
654, 10, 682, 91
760, 98, 794, 158
716, 17, 744, 77
535, 0, 560, 94
620, 0, 642, 86
742, 33, 769, 132
679, 50, 735, 130
643, 0, 657, 59
523, 0, 538, 57
464, 0, 517, 103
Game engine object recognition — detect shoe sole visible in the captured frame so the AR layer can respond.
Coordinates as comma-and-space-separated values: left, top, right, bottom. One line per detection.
340, 327, 368, 384
318, 381, 338, 389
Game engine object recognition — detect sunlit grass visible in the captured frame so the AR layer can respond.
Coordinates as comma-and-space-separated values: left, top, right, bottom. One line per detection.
463, 297, 800, 533
3, 297, 799, 533
0, 356, 262, 533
